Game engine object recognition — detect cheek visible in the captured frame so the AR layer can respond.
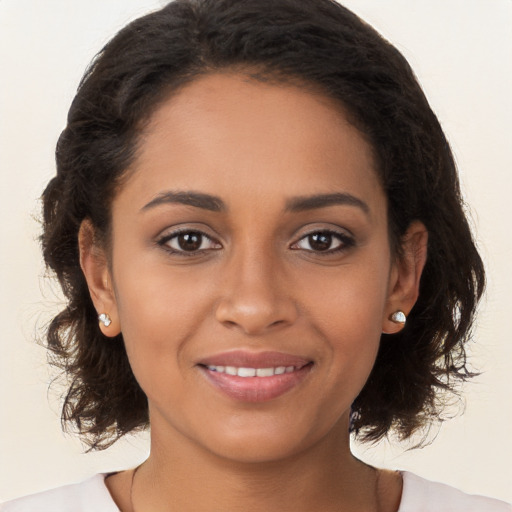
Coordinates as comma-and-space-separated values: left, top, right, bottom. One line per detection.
114, 245, 213, 328
300, 259, 390, 336
111, 259, 203, 370
111, 255, 227, 400
299, 259, 390, 385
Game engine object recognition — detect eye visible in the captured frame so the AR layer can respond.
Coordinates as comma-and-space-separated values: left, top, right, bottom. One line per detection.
292, 230, 354, 254
158, 230, 222, 254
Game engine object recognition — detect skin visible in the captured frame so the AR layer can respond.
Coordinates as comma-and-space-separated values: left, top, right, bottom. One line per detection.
80, 73, 427, 512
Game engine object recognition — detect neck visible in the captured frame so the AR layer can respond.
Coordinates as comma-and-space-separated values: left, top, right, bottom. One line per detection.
132, 424, 381, 512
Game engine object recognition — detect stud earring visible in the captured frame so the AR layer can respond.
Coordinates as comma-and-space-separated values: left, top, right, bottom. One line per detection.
98, 313, 112, 327
390, 311, 406, 325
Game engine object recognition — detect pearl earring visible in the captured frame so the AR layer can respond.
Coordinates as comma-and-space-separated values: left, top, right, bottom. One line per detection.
390, 311, 406, 325
98, 313, 112, 327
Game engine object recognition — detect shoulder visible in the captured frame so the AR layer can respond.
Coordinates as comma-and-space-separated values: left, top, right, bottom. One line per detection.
399, 471, 512, 512
0, 474, 119, 512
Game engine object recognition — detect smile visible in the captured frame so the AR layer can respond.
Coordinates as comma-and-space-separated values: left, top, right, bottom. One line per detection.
206, 365, 297, 377
198, 351, 314, 402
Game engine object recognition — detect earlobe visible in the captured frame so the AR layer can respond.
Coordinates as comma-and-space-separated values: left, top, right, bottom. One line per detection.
78, 219, 121, 337
382, 221, 428, 334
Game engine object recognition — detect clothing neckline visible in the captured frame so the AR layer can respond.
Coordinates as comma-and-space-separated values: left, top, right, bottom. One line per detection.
100, 470, 408, 512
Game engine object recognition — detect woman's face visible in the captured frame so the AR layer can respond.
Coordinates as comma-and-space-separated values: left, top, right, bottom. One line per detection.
93, 73, 415, 462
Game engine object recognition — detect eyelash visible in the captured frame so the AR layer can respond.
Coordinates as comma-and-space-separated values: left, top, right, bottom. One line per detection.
290, 230, 355, 255
157, 228, 221, 257
156, 228, 355, 257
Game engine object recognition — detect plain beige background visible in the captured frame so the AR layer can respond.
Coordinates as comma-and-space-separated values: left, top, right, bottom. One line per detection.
1, 0, 511, 504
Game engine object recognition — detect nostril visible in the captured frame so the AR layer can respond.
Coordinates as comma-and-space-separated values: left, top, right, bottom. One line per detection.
214, 293, 299, 335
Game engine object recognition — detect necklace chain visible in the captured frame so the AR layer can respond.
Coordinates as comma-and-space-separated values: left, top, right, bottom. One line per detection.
129, 464, 140, 512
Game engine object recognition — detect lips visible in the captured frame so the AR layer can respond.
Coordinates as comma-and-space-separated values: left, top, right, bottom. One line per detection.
197, 351, 313, 402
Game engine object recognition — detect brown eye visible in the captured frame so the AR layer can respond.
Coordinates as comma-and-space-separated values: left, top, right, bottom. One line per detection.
177, 232, 202, 251
308, 232, 334, 251
160, 230, 222, 254
292, 230, 353, 254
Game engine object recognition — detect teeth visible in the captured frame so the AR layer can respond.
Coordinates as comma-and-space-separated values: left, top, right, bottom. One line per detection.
238, 367, 256, 377
256, 367, 274, 377
206, 365, 298, 377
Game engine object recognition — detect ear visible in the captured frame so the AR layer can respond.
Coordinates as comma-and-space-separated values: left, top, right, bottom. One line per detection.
382, 221, 428, 334
78, 219, 121, 337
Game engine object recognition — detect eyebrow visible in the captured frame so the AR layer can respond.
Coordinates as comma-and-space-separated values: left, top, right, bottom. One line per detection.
285, 193, 370, 214
142, 191, 226, 212
141, 190, 369, 215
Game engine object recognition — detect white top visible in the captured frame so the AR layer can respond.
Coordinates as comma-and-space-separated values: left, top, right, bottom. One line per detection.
1, 471, 510, 511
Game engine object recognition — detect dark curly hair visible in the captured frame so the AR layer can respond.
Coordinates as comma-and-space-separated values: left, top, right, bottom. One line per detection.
41, 0, 485, 450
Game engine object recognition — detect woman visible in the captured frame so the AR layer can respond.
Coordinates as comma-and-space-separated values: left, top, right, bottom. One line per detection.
1, 0, 510, 510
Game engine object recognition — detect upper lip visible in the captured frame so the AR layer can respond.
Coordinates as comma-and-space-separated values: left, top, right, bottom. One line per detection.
197, 350, 312, 369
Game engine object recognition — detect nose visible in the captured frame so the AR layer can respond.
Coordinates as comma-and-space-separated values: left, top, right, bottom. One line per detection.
214, 248, 299, 335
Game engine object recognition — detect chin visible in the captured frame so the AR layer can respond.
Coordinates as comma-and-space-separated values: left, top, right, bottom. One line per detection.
196, 414, 342, 466
209, 437, 309, 465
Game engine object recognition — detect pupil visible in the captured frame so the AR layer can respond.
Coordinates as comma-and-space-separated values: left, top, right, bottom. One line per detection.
178, 232, 201, 251
309, 233, 331, 251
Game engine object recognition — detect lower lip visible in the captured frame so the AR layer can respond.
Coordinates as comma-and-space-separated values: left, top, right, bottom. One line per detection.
199, 364, 313, 402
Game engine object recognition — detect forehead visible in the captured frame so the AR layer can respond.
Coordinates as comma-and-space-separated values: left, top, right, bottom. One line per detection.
119, 72, 384, 217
